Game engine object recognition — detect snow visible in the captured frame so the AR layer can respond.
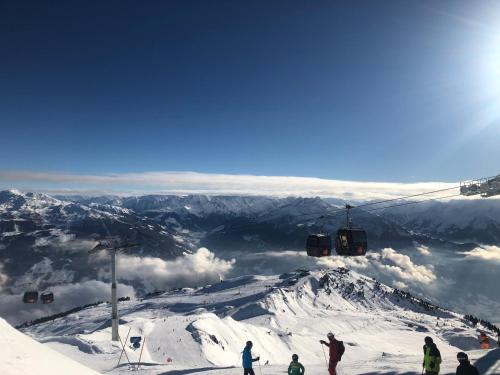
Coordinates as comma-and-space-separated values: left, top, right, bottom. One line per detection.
19, 268, 500, 375
0, 317, 101, 375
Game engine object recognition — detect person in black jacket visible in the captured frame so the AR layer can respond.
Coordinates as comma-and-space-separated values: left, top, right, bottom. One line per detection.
456, 352, 480, 375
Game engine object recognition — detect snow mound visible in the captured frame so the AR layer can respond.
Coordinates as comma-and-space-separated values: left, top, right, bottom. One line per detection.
0, 317, 101, 375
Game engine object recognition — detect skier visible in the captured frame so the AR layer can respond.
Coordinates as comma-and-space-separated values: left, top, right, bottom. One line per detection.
242, 341, 260, 375
423, 336, 442, 375
456, 352, 480, 375
320, 332, 345, 375
288, 354, 305, 375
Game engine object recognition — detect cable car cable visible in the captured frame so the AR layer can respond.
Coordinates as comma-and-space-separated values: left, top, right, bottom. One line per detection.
362, 193, 462, 213
207, 173, 494, 235
352, 186, 459, 209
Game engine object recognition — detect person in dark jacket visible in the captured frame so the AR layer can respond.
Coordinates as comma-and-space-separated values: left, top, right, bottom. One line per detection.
456, 352, 480, 375
423, 336, 442, 375
288, 354, 305, 375
320, 332, 345, 375
242, 341, 260, 375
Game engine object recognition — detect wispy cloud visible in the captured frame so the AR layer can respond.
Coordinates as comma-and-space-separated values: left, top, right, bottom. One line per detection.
0, 170, 463, 201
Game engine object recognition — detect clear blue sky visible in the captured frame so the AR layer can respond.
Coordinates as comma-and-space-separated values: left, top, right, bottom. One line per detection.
1, 0, 499, 183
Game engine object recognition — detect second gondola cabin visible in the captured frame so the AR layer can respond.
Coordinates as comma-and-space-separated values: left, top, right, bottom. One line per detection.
306, 234, 332, 257
41, 292, 54, 304
335, 228, 367, 256
23, 291, 39, 304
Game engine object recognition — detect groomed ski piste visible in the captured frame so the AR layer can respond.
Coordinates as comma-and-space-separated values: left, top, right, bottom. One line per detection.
11, 267, 500, 375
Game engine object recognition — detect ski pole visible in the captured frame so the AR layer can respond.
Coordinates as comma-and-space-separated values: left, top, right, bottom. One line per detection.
258, 359, 263, 375
117, 327, 132, 368
137, 336, 146, 370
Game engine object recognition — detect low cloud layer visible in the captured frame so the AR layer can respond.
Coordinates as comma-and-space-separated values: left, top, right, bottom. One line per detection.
463, 245, 500, 261
0, 263, 8, 292
0, 170, 462, 201
222, 247, 435, 291
0, 280, 135, 325
3, 244, 499, 326
373, 248, 436, 285
0, 249, 234, 325
34, 229, 97, 253
416, 245, 431, 256
116, 248, 235, 291
322, 248, 436, 289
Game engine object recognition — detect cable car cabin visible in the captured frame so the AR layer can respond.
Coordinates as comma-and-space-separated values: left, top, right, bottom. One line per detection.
41, 292, 54, 304
23, 291, 39, 304
306, 234, 332, 257
335, 228, 367, 256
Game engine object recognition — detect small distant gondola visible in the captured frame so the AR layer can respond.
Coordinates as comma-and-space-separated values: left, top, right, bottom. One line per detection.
305, 234, 332, 257
41, 292, 54, 304
23, 291, 39, 304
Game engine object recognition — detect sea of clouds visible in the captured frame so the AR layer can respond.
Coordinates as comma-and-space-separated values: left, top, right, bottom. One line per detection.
1, 244, 500, 326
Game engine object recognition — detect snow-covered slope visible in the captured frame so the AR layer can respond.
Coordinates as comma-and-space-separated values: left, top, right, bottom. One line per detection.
1, 317, 100, 375
22, 268, 500, 375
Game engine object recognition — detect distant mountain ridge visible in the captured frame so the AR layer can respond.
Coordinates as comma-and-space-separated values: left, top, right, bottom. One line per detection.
380, 199, 500, 245
1, 189, 500, 327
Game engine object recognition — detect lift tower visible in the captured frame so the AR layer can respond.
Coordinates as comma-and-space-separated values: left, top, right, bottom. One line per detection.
90, 239, 138, 342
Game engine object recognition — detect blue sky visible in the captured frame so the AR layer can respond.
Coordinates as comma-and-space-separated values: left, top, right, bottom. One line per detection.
0, 0, 499, 190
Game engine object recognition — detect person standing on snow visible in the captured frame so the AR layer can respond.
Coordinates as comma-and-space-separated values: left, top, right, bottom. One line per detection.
320, 332, 345, 375
479, 332, 490, 349
456, 352, 480, 375
423, 336, 442, 375
242, 341, 260, 375
288, 354, 305, 375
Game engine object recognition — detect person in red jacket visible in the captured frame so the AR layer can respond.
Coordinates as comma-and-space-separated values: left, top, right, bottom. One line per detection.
320, 332, 345, 375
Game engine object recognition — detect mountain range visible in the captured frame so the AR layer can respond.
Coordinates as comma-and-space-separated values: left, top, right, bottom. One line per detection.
1, 189, 500, 326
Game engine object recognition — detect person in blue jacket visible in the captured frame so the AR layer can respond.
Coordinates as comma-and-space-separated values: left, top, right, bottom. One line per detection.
242, 341, 260, 375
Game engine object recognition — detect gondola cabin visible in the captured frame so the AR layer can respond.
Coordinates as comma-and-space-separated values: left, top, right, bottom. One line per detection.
306, 234, 332, 257
335, 228, 367, 256
41, 292, 54, 304
23, 291, 39, 304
